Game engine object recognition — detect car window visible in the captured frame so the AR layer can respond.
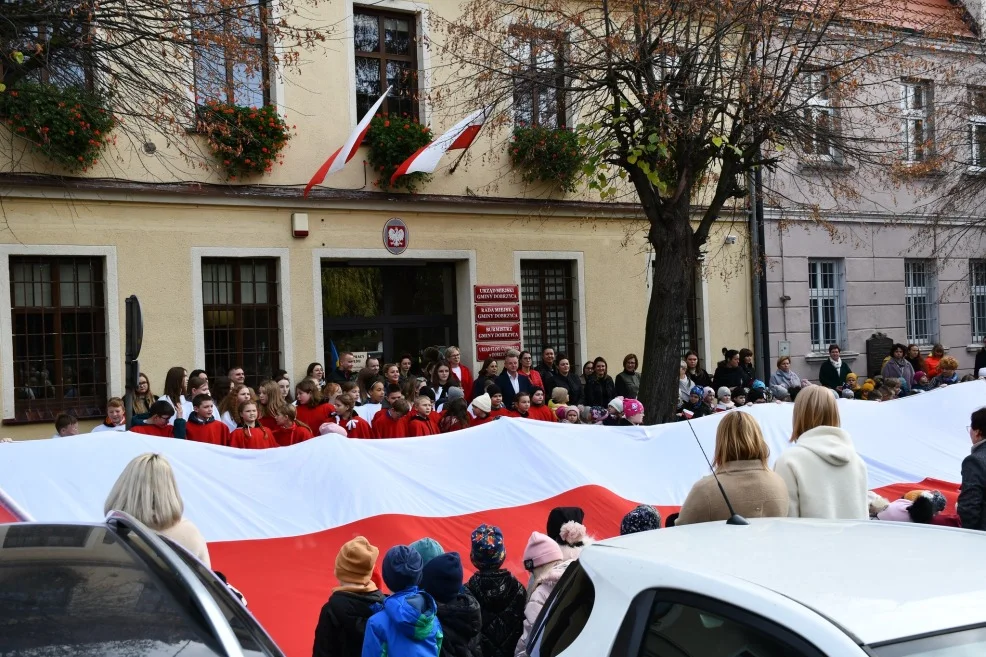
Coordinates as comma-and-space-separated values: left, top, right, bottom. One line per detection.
636, 596, 819, 657
0, 524, 223, 657
869, 625, 986, 656
530, 560, 595, 657
161, 535, 284, 657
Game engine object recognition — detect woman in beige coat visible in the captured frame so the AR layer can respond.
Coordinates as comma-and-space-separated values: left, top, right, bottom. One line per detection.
677, 412, 789, 524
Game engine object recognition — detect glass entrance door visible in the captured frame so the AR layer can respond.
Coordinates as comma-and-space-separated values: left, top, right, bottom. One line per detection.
321, 261, 458, 366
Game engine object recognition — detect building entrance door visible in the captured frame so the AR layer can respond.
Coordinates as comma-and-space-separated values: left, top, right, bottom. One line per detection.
320, 261, 458, 366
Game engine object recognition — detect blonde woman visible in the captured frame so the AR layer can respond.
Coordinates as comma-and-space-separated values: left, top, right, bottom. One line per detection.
104, 453, 210, 567
132, 372, 157, 415
677, 412, 789, 524
773, 385, 868, 519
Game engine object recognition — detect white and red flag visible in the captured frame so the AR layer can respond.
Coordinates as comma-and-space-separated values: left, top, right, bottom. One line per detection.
390, 106, 491, 185
0, 382, 978, 656
303, 86, 392, 197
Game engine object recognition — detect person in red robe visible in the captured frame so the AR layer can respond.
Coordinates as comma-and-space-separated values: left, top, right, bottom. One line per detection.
229, 401, 277, 449
486, 385, 510, 419
295, 377, 335, 430
509, 391, 532, 419
445, 347, 474, 401
468, 393, 495, 427
185, 395, 229, 446
406, 396, 438, 437
131, 400, 186, 438
528, 388, 558, 422
328, 393, 373, 439
373, 398, 411, 438
273, 405, 314, 446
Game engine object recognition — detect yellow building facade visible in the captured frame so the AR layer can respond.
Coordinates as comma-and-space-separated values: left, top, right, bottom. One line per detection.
0, 1, 753, 438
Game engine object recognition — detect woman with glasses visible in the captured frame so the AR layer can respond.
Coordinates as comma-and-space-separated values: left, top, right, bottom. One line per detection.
444, 346, 474, 401
133, 372, 158, 415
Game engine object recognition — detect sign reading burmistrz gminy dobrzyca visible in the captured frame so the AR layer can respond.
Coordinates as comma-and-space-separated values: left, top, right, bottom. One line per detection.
476, 323, 521, 342
473, 286, 522, 360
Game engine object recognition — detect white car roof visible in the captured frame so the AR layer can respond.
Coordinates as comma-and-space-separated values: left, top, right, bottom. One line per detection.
587, 518, 986, 645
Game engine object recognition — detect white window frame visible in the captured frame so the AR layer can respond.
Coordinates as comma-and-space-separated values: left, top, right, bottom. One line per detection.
901, 80, 932, 163
803, 71, 837, 161
971, 260, 986, 344
0, 245, 122, 422
969, 87, 986, 169
808, 259, 846, 353
904, 259, 937, 345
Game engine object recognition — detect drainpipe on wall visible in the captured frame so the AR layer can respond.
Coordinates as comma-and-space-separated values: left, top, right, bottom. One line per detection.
748, 169, 769, 382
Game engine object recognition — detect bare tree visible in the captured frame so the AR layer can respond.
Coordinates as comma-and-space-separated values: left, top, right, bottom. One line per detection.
432, 0, 970, 421
0, 0, 327, 173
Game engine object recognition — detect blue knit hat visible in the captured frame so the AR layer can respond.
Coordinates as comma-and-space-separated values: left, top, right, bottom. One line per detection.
421, 552, 464, 604
409, 537, 444, 566
690, 385, 704, 397
470, 524, 506, 571
620, 505, 662, 535
382, 545, 423, 593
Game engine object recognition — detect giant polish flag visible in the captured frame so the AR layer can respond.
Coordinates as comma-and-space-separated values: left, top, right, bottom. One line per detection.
0, 382, 981, 656
303, 86, 392, 197
390, 106, 490, 185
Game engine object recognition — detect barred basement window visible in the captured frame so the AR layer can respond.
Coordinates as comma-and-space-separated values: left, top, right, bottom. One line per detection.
808, 259, 845, 352
9, 256, 107, 423
971, 260, 986, 343
904, 260, 937, 345
201, 257, 280, 389
521, 261, 576, 366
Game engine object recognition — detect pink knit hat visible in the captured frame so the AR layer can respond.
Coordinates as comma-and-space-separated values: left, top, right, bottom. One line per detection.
623, 399, 644, 418
522, 531, 564, 570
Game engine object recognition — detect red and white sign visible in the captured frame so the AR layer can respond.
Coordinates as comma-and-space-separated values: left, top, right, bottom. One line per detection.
474, 285, 519, 303
383, 218, 408, 255
476, 323, 521, 342
476, 342, 522, 361
475, 304, 521, 323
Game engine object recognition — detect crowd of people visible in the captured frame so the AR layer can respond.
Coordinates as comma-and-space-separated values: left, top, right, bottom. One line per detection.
100, 381, 986, 657
48, 346, 651, 444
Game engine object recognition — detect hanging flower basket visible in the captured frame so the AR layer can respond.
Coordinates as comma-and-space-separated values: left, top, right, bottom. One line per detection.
365, 113, 433, 193
508, 125, 584, 192
0, 83, 116, 173
197, 101, 292, 180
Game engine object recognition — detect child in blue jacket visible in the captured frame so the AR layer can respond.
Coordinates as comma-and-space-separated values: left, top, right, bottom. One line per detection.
362, 545, 443, 657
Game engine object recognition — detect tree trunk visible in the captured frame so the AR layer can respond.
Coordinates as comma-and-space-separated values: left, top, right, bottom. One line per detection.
638, 199, 699, 424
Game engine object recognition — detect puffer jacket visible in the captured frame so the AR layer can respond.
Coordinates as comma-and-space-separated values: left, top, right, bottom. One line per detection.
614, 371, 640, 399
959, 440, 986, 530
312, 589, 386, 657
437, 590, 483, 657
466, 570, 526, 657
514, 561, 572, 657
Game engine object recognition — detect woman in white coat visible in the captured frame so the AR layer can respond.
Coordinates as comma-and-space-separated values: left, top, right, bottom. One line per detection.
774, 385, 868, 519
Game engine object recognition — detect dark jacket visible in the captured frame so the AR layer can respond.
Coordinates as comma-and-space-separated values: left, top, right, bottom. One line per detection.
466, 570, 526, 657
739, 363, 756, 387
312, 589, 386, 657
584, 375, 616, 407
494, 371, 534, 411
614, 371, 641, 399
958, 440, 986, 530
818, 360, 853, 390
686, 367, 713, 389
330, 368, 356, 384
472, 376, 495, 400
711, 365, 744, 392
535, 363, 557, 395
437, 590, 483, 657
975, 349, 986, 377
551, 372, 584, 406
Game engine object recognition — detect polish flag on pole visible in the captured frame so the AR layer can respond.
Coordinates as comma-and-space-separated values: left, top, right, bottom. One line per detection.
390, 106, 491, 186
303, 86, 392, 197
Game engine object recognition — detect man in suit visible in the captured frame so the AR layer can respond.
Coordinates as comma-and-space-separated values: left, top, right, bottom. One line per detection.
495, 348, 534, 412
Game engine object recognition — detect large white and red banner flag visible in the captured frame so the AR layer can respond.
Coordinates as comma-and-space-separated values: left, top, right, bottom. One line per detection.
390, 106, 490, 185
0, 382, 980, 656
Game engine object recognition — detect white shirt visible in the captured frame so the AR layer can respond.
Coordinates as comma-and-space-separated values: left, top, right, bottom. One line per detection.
90, 423, 125, 433
356, 403, 381, 426
221, 411, 238, 433
451, 365, 463, 382
157, 395, 186, 426
507, 371, 520, 394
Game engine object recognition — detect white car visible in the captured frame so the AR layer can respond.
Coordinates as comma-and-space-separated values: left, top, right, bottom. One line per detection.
526, 518, 986, 657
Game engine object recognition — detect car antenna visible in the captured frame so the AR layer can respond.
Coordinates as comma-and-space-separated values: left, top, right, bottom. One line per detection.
685, 419, 749, 526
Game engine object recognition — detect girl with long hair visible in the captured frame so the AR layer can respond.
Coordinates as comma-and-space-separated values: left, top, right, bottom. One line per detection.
229, 400, 277, 449
438, 398, 471, 433
159, 367, 188, 425
273, 405, 314, 446
429, 360, 460, 408
220, 384, 254, 432
329, 392, 373, 438
133, 372, 157, 415
257, 380, 287, 432
295, 377, 334, 430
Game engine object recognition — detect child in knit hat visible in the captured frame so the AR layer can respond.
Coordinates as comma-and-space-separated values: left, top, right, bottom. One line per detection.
516, 532, 570, 657
409, 537, 444, 566
715, 387, 734, 412
363, 545, 442, 657
622, 398, 645, 425
620, 505, 662, 535
546, 506, 593, 560
602, 397, 624, 426
466, 524, 526, 657
313, 536, 385, 657
421, 552, 482, 657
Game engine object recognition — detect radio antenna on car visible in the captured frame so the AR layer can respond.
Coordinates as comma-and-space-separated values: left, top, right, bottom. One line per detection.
686, 418, 749, 526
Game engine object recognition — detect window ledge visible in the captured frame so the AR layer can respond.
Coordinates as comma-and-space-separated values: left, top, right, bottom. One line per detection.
967, 344, 984, 353
804, 351, 860, 363
798, 159, 852, 173
964, 166, 986, 177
